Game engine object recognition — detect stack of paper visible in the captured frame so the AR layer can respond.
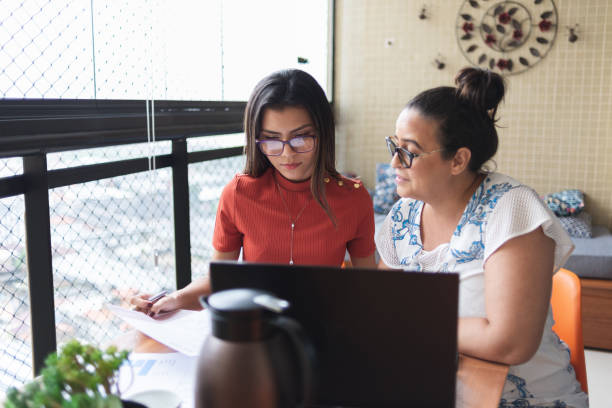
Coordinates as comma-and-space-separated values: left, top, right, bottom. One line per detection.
118, 352, 198, 408
107, 304, 211, 356
108, 304, 214, 408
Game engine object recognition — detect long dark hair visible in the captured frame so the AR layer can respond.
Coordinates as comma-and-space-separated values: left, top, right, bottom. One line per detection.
243, 69, 340, 223
406, 67, 506, 172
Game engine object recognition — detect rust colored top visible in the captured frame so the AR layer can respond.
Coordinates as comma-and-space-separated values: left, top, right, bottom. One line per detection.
213, 167, 375, 266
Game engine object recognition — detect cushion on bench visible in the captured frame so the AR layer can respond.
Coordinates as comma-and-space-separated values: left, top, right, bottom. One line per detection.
563, 226, 612, 280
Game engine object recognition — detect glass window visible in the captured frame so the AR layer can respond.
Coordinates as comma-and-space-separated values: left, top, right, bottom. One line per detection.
221, 0, 330, 100
0, 0, 331, 101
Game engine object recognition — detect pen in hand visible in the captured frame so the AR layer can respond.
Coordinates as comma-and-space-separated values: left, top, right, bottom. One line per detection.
148, 290, 168, 303
146, 290, 169, 317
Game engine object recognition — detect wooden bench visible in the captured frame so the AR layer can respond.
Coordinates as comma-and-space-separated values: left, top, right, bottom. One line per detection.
560, 225, 612, 350
581, 278, 612, 350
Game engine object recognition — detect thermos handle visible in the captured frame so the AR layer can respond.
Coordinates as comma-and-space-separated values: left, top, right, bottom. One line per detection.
271, 316, 316, 407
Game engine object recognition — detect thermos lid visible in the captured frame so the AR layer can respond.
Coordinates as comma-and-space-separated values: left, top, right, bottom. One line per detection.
201, 288, 290, 341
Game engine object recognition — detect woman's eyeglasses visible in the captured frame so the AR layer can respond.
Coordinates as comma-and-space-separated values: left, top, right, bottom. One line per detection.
256, 135, 316, 156
385, 136, 444, 168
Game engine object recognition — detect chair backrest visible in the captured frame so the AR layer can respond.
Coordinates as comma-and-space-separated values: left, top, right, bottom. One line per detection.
551, 268, 588, 393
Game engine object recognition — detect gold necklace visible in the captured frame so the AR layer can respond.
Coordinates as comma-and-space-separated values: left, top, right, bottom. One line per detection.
274, 178, 312, 265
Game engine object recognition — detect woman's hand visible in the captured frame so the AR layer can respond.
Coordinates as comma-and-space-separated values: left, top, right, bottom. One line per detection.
128, 249, 238, 317
149, 291, 181, 316
128, 291, 182, 317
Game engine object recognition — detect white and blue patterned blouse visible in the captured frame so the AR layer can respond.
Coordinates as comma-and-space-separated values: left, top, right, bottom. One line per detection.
375, 173, 588, 408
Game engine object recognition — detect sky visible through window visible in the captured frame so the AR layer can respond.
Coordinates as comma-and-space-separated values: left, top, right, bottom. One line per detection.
0, 0, 330, 101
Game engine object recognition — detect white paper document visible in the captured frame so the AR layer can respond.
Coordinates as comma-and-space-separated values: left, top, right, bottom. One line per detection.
118, 352, 198, 408
107, 304, 211, 356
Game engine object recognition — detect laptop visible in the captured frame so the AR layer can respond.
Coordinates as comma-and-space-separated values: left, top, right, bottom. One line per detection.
209, 261, 459, 408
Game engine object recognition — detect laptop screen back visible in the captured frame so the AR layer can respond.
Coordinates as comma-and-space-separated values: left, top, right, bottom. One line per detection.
209, 261, 459, 408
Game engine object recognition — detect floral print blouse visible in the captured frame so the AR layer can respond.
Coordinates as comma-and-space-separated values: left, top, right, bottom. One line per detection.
375, 173, 588, 408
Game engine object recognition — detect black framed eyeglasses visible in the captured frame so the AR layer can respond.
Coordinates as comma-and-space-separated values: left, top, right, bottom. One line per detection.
385, 136, 444, 168
256, 135, 316, 156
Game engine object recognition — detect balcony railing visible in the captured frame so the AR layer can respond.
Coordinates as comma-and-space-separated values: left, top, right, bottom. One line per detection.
0, 98, 246, 396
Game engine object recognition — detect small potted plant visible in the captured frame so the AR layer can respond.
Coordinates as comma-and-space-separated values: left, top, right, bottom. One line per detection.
4, 339, 144, 408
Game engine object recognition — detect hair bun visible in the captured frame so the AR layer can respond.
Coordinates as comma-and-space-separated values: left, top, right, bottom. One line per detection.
455, 67, 505, 113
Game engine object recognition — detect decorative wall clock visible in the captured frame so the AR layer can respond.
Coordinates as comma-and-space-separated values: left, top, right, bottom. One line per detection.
456, 0, 558, 75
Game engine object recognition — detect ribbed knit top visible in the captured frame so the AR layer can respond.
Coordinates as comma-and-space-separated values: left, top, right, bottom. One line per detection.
213, 167, 375, 266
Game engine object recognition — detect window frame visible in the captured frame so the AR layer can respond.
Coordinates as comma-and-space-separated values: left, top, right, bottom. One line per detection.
0, 99, 245, 158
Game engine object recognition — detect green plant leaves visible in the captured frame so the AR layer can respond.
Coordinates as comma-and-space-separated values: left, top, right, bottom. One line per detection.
3, 339, 130, 408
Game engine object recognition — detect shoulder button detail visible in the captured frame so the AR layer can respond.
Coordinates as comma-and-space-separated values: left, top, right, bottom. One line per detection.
324, 177, 330, 183
337, 180, 344, 186
354, 183, 361, 189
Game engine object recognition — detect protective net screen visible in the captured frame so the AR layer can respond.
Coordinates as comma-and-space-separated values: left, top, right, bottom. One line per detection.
0, 136, 244, 396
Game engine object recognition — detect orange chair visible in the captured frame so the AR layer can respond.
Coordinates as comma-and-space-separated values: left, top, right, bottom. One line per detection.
551, 268, 588, 393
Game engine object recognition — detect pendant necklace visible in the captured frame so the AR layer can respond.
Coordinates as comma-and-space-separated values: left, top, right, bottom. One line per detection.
275, 178, 312, 265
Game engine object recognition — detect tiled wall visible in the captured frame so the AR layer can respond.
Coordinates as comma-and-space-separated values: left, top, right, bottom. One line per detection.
334, 0, 612, 229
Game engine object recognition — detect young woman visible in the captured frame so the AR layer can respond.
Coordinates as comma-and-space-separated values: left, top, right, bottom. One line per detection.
376, 68, 588, 407
131, 69, 376, 315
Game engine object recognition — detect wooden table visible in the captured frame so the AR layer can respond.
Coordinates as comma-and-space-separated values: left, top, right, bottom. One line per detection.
114, 331, 508, 408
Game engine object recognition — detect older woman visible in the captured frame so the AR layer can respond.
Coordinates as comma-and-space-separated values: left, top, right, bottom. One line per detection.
376, 67, 588, 407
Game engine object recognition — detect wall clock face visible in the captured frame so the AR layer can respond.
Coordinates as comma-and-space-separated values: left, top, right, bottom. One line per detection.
456, 0, 558, 75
